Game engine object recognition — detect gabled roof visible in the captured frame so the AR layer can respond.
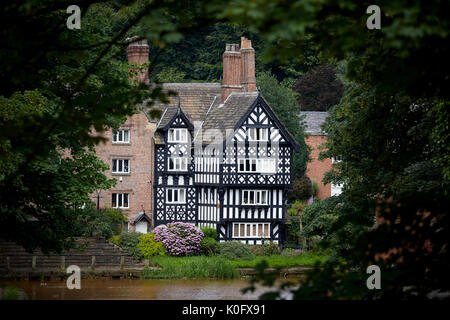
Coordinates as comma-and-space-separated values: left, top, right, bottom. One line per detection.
200, 92, 259, 143
158, 106, 194, 131
300, 111, 329, 134
152, 84, 299, 151
150, 83, 221, 126
131, 211, 152, 225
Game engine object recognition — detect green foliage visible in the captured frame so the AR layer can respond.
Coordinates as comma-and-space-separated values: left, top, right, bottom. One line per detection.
218, 0, 450, 299
288, 175, 313, 202
250, 243, 280, 256
137, 233, 165, 258
300, 197, 342, 251
142, 256, 239, 279
286, 218, 301, 246
71, 204, 126, 239
118, 231, 143, 261
146, 22, 315, 84
155, 67, 186, 83
0, 1, 167, 253
0, 285, 22, 300
109, 235, 120, 246
312, 180, 319, 196
200, 237, 219, 256
200, 227, 218, 240
292, 64, 344, 111
257, 71, 309, 177
217, 241, 255, 260
230, 253, 327, 268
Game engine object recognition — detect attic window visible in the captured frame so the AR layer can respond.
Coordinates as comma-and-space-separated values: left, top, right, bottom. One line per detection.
168, 128, 188, 143
248, 128, 268, 141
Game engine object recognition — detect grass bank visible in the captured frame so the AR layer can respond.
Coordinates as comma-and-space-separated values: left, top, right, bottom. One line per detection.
142, 256, 240, 279
230, 253, 327, 268
141, 253, 327, 279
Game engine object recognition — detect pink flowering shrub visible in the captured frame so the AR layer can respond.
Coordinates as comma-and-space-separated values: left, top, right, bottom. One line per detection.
153, 222, 204, 256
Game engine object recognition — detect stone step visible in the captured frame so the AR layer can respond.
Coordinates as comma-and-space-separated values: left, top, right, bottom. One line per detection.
0, 237, 143, 273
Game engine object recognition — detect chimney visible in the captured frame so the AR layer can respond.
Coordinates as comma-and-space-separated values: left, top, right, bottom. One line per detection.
221, 43, 242, 103
127, 37, 149, 84
240, 37, 256, 92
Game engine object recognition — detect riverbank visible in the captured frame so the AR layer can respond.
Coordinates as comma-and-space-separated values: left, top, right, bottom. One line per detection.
141, 253, 326, 279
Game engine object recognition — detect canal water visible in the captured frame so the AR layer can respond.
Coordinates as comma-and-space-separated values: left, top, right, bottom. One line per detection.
1, 278, 300, 300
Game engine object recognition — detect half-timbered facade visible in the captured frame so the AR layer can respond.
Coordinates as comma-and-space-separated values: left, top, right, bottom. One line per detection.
152, 38, 299, 245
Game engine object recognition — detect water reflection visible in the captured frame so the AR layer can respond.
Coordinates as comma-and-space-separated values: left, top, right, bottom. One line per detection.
0, 278, 300, 300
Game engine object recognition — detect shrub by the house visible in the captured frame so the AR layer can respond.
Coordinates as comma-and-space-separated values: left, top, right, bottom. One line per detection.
200, 226, 218, 255
200, 237, 219, 256
153, 222, 203, 256
137, 233, 165, 258
251, 242, 280, 256
118, 231, 143, 261
217, 241, 255, 260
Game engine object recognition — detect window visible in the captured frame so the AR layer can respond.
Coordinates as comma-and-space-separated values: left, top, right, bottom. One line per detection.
248, 128, 268, 141
166, 188, 186, 204
168, 157, 188, 171
112, 159, 129, 173
242, 190, 269, 205
168, 128, 188, 143
233, 223, 269, 238
238, 158, 276, 173
331, 182, 343, 196
332, 155, 343, 164
257, 159, 276, 173
112, 130, 130, 143
112, 193, 129, 209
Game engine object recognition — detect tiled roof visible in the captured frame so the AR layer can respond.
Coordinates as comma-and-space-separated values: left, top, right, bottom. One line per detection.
150, 83, 221, 128
300, 111, 329, 134
200, 92, 259, 143
131, 211, 152, 225
152, 84, 297, 149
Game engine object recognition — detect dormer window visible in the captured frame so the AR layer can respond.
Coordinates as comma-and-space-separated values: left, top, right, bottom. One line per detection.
168, 128, 188, 143
248, 128, 268, 141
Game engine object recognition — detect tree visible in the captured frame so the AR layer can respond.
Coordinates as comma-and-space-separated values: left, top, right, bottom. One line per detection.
292, 64, 344, 111
287, 176, 313, 202
257, 71, 309, 177
0, 0, 194, 253
225, 0, 450, 299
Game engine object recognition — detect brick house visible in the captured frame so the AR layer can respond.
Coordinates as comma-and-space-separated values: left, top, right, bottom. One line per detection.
92, 37, 299, 241
301, 111, 342, 199
90, 39, 156, 233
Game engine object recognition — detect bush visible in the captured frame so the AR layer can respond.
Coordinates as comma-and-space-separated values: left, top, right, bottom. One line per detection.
217, 241, 255, 260
251, 243, 280, 256
109, 235, 120, 246
137, 233, 165, 258
200, 226, 218, 240
72, 204, 126, 239
154, 222, 203, 256
118, 231, 143, 261
200, 237, 219, 255
288, 175, 313, 202
312, 180, 319, 196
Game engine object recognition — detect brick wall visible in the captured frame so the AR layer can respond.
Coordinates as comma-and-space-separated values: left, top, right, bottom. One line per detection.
92, 112, 156, 227
305, 134, 332, 199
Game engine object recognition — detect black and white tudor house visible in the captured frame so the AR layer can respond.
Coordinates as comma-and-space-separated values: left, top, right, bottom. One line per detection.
152, 38, 299, 245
